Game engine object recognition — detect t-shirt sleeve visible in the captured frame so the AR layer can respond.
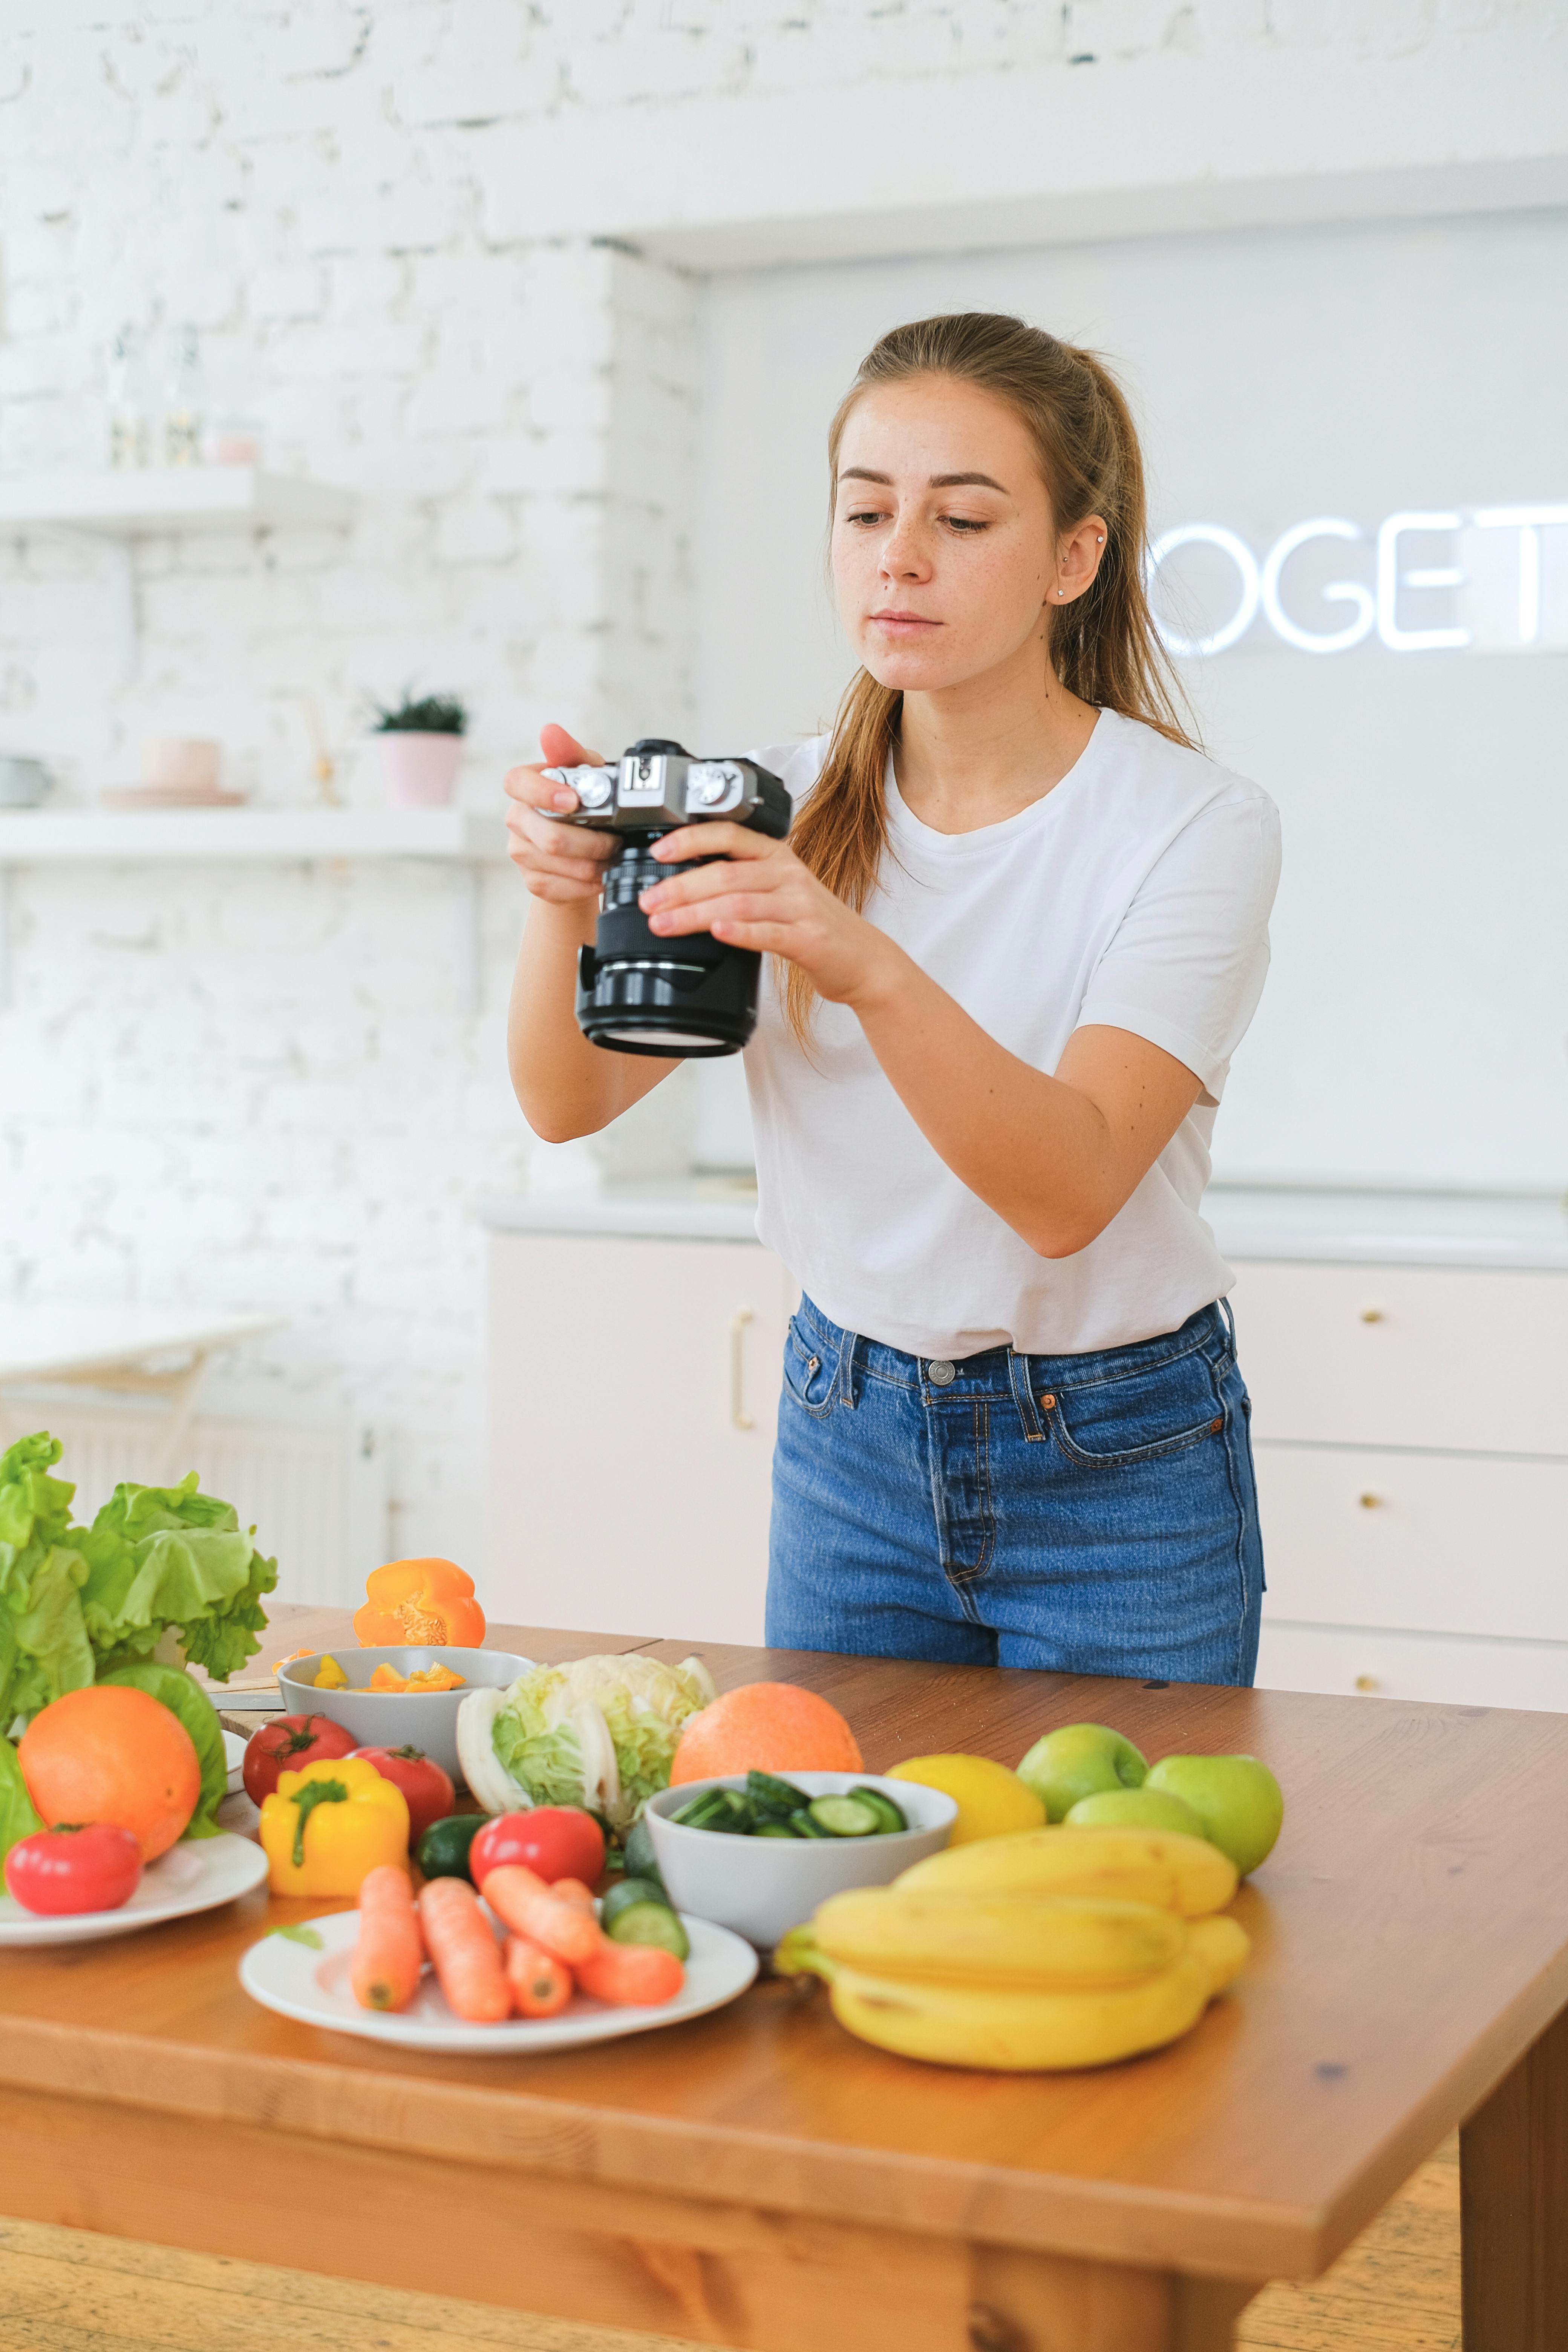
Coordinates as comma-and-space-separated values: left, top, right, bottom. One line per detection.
1074, 787, 1282, 1103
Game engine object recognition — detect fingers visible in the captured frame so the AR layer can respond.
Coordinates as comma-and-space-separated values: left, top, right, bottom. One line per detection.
646, 886, 804, 939
651, 821, 769, 865
538, 722, 605, 770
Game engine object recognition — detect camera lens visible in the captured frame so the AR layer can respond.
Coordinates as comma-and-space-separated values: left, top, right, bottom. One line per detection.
576, 837, 761, 1058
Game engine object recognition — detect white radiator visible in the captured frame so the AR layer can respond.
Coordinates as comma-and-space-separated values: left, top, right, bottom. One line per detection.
0, 1397, 390, 1611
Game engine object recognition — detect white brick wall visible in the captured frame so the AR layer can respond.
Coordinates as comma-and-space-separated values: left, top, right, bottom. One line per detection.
0, 0, 1554, 1580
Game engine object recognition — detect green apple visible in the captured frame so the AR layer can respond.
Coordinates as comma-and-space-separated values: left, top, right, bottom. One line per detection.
1145, 1754, 1284, 1877
1015, 1724, 1148, 1822
1062, 1787, 1207, 1839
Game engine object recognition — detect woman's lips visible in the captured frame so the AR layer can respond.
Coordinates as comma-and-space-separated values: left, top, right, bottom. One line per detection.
870, 612, 941, 632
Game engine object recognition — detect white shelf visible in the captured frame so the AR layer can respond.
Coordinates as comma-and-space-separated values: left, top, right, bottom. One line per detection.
0, 467, 354, 537
0, 807, 505, 863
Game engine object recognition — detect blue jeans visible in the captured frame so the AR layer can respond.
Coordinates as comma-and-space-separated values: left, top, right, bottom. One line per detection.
766, 1295, 1263, 1683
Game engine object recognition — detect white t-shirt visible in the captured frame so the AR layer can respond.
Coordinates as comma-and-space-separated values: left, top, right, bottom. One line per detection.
742, 707, 1281, 1360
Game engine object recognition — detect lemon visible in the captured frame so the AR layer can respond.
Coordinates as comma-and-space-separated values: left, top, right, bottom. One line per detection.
886, 1753, 1047, 1845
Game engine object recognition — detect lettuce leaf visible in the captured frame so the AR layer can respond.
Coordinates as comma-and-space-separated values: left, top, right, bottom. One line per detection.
487, 1654, 708, 1829
77, 1473, 277, 1684
0, 1433, 93, 1732
99, 1663, 228, 1840
0, 1733, 42, 1869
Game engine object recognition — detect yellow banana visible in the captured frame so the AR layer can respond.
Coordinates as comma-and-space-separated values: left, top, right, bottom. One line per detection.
812, 1887, 1190, 1989
1188, 1911, 1250, 1992
896, 1825, 1237, 1918
825, 1946, 1215, 2071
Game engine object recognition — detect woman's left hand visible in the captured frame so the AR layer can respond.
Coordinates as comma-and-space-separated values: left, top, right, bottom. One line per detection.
639, 824, 899, 1009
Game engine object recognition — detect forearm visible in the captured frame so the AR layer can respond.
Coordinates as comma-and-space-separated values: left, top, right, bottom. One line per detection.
507, 900, 671, 1140
851, 949, 1153, 1257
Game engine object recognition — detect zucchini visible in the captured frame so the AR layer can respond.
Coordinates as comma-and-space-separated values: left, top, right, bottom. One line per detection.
601, 1876, 669, 1929
807, 1794, 881, 1839
605, 1900, 690, 1962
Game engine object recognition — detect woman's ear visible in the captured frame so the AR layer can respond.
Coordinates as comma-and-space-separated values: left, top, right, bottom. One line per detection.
1052, 514, 1110, 604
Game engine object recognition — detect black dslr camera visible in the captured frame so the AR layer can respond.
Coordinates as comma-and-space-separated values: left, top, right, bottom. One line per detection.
540, 738, 791, 1057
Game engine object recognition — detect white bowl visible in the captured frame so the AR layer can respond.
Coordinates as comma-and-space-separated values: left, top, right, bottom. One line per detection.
276, 1647, 530, 1788
643, 1772, 957, 1951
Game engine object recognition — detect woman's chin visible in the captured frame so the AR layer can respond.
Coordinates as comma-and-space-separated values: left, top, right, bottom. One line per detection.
859, 647, 975, 694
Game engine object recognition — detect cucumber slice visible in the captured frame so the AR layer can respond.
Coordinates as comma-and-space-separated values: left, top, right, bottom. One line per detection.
847, 1786, 908, 1835
671, 1789, 752, 1833
807, 1795, 881, 1838
746, 1769, 807, 1818
601, 1876, 669, 1929
789, 1809, 830, 1839
605, 1901, 691, 1961
753, 1821, 797, 1838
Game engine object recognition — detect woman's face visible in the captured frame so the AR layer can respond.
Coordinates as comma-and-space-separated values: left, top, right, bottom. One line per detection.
830, 373, 1102, 695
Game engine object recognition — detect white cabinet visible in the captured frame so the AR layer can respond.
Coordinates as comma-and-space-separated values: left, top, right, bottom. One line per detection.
485, 1231, 794, 1646
1235, 1258, 1568, 1709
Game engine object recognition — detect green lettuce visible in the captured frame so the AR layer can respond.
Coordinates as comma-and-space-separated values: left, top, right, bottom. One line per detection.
76, 1473, 277, 1684
99, 1663, 228, 1840
0, 1733, 42, 1870
0, 1433, 93, 1732
485, 1654, 712, 1830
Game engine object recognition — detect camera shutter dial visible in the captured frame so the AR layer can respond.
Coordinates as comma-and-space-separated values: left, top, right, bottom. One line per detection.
685, 760, 746, 813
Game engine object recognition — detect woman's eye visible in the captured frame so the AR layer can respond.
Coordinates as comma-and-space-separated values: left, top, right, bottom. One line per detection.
944, 516, 988, 534
844, 508, 885, 527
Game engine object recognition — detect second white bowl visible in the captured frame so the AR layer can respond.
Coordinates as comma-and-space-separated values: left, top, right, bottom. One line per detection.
643, 1771, 957, 1950
276, 1647, 529, 1788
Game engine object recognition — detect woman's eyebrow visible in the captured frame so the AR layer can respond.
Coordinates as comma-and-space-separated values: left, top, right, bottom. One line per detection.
837, 466, 1009, 492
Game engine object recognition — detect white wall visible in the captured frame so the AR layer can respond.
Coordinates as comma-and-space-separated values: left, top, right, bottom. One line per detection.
0, 3, 1563, 1573
693, 209, 1568, 1192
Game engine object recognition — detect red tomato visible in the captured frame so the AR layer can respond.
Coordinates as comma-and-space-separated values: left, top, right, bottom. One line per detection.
349, 1744, 454, 1845
4, 1823, 143, 1916
470, 1807, 604, 1890
241, 1714, 357, 1805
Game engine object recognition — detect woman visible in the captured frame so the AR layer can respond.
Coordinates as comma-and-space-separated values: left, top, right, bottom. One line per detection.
505, 312, 1280, 1685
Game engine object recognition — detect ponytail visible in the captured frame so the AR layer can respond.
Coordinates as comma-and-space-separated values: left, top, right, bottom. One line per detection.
784, 311, 1193, 1047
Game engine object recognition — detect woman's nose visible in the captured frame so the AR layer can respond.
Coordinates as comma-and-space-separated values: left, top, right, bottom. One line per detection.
880, 516, 931, 580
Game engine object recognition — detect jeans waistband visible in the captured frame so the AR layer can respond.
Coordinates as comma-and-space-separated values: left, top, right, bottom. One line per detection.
793, 1292, 1233, 1401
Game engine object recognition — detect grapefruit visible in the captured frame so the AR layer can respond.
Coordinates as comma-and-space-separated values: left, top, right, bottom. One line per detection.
19, 1684, 202, 1861
669, 1682, 862, 1783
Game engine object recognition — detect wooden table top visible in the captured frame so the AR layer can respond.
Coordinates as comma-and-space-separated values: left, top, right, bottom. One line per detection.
6, 1606, 1568, 2287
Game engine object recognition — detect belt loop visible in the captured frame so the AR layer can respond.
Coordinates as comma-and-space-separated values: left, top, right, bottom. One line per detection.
1008, 1349, 1046, 1442
839, 1329, 859, 1409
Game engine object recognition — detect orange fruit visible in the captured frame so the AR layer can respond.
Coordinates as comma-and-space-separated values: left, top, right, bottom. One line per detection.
19, 1685, 202, 1861
669, 1682, 863, 1784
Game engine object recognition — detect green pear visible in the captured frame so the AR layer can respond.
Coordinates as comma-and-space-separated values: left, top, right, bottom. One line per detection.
1145, 1754, 1284, 1877
1063, 1787, 1207, 1839
1015, 1724, 1148, 1823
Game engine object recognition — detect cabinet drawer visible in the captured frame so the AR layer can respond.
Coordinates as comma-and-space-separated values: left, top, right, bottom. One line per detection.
1255, 1442, 1568, 1641
1230, 1261, 1568, 1454
1257, 1620, 1568, 1713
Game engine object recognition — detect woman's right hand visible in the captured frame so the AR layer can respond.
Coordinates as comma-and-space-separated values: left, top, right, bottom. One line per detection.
504, 724, 617, 905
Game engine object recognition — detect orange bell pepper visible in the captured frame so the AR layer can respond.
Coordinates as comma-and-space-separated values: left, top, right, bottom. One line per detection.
353, 1557, 485, 1649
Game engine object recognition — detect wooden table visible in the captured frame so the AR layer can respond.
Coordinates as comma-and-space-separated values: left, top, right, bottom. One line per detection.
4, 1608, 1567, 2352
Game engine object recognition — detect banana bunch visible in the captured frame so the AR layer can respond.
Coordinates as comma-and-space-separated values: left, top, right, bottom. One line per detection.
776, 1827, 1249, 2072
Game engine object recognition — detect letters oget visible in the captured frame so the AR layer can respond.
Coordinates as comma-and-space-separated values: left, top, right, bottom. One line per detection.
1147, 504, 1567, 657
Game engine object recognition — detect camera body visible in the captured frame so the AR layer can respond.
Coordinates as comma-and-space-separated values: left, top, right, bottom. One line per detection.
540, 739, 791, 1058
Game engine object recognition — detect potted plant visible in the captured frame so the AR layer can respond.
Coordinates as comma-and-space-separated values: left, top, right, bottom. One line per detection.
369, 690, 468, 807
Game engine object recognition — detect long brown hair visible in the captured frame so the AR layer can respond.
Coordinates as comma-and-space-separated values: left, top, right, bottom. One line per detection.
783, 310, 1193, 1044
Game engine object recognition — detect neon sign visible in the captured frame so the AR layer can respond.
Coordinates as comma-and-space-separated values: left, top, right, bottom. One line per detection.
1147, 506, 1568, 657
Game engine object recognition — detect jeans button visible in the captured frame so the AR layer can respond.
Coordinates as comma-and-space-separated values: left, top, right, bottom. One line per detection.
928, 1358, 956, 1387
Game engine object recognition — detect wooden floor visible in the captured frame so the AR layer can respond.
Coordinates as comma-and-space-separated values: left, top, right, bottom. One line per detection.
0, 2139, 1459, 2352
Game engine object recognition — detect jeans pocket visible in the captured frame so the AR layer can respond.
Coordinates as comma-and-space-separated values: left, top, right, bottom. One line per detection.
1049, 1347, 1224, 1470
782, 1314, 839, 1418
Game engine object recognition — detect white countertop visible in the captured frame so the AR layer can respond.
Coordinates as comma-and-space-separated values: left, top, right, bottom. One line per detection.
481, 1182, 1568, 1270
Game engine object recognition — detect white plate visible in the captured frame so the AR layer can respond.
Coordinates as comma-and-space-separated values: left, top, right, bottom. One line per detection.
0, 1831, 269, 1947
239, 1903, 759, 2053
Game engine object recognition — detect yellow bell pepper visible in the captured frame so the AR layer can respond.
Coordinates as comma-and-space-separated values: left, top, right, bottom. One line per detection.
259, 1757, 409, 1897
312, 1654, 349, 1689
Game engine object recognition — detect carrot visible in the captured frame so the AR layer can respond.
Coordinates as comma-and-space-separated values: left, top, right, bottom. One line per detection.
351, 1864, 424, 2013
504, 1934, 574, 2019
547, 1877, 596, 1914
481, 1865, 603, 1968
417, 1875, 510, 2023
576, 1939, 685, 2008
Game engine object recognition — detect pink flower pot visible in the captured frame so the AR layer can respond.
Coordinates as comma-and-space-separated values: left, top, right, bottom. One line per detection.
378, 730, 464, 806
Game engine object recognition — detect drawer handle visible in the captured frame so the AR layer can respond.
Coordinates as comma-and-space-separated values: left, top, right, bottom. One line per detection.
1359, 1306, 1385, 1324
1358, 1492, 1384, 1510
730, 1307, 755, 1432
1354, 1673, 1381, 1694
